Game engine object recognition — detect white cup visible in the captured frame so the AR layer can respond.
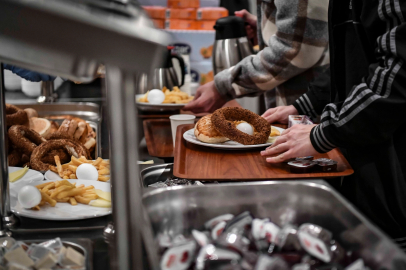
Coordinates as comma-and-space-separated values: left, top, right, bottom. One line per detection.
21, 79, 41, 97
169, 114, 196, 147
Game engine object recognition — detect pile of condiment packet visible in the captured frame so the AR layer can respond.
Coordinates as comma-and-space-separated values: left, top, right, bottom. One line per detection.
288, 115, 314, 128
157, 211, 370, 270
0, 237, 85, 270
148, 177, 218, 188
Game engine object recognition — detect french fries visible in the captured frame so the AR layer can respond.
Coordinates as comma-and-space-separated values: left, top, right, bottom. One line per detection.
56, 188, 86, 199
98, 176, 110, 182
138, 86, 194, 104
93, 157, 103, 166
69, 197, 77, 206
40, 191, 57, 207
55, 156, 63, 178
68, 165, 78, 173
74, 196, 91, 205
52, 156, 110, 182
32, 180, 111, 210
50, 185, 73, 199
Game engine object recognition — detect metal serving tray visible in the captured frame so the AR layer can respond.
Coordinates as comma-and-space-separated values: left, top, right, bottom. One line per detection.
140, 164, 174, 188
9, 102, 102, 158
140, 164, 223, 189
143, 181, 406, 269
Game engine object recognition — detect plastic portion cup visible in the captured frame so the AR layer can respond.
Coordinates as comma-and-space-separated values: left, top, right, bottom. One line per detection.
169, 114, 196, 147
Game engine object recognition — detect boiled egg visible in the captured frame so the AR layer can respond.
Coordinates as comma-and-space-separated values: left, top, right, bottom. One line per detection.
18, 186, 42, 209
76, 163, 98, 180
147, 89, 166, 104
236, 122, 254, 135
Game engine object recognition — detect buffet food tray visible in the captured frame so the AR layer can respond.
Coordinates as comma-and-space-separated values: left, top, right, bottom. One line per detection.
140, 163, 223, 190
143, 181, 406, 269
174, 124, 354, 181
11, 103, 102, 158
140, 163, 174, 188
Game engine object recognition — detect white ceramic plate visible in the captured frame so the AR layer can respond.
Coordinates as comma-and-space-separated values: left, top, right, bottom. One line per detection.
183, 126, 285, 150
10, 180, 111, 220
44, 170, 111, 182
136, 94, 188, 112
44, 170, 63, 181
9, 167, 44, 184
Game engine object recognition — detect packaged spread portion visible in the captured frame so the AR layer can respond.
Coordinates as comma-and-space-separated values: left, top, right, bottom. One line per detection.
197, 7, 228, 20
165, 19, 197, 30
166, 8, 197, 20
167, 0, 200, 9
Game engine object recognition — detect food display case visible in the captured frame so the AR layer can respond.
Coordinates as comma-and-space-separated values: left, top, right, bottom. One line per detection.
144, 181, 406, 269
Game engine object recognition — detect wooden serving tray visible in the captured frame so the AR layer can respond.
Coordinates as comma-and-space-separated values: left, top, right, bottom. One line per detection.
173, 124, 354, 181
143, 119, 175, 158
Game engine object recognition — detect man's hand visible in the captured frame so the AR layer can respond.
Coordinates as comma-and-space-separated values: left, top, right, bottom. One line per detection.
183, 81, 228, 113
235, 10, 258, 46
261, 105, 298, 124
260, 124, 319, 163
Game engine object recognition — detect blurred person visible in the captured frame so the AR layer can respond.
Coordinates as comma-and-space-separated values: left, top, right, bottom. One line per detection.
261, 0, 406, 244
184, 0, 330, 113
3, 64, 55, 82
220, 0, 250, 15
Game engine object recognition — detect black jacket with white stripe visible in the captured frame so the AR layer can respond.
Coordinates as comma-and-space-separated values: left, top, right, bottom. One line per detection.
294, 0, 406, 153
294, 0, 406, 239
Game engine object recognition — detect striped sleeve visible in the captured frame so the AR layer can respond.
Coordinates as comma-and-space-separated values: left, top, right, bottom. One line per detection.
310, 0, 406, 153
214, 0, 329, 99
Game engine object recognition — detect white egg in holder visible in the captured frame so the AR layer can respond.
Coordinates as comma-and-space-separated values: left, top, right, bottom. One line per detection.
76, 163, 99, 180
236, 122, 254, 136
147, 89, 166, 104
18, 186, 42, 209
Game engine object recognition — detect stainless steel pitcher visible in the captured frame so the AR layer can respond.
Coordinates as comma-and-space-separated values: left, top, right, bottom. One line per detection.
138, 46, 186, 93
212, 16, 254, 75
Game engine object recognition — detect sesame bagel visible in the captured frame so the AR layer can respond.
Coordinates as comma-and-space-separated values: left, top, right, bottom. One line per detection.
211, 107, 271, 145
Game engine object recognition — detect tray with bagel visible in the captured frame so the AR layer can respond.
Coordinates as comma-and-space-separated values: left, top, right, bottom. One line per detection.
174, 108, 354, 181
5, 104, 100, 174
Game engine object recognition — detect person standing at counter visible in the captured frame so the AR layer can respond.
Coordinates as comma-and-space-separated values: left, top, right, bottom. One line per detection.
261, 0, 406, 245
184, 0, 330, 112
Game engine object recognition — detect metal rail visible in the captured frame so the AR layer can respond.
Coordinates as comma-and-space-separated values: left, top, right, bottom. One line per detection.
0, 65, 17, 236
0, 0, 170, 268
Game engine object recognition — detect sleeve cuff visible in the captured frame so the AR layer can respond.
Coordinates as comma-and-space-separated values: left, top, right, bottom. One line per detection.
294, 93, 318, 118
310, 124, 336, 153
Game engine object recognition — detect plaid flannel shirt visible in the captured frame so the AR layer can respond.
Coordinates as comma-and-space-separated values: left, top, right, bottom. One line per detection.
214, 0, 330, 108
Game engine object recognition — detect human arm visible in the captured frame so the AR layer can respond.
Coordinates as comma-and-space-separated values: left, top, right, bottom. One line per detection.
214, 0, 329, 100
183, 81, 228, 113
262, 3, 406, 162
261, 67, 331, 124
3, 64, 55, 82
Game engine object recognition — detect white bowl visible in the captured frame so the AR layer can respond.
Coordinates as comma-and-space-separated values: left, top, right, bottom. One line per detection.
21, 79, 41, 97
4, 70, 21, 91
